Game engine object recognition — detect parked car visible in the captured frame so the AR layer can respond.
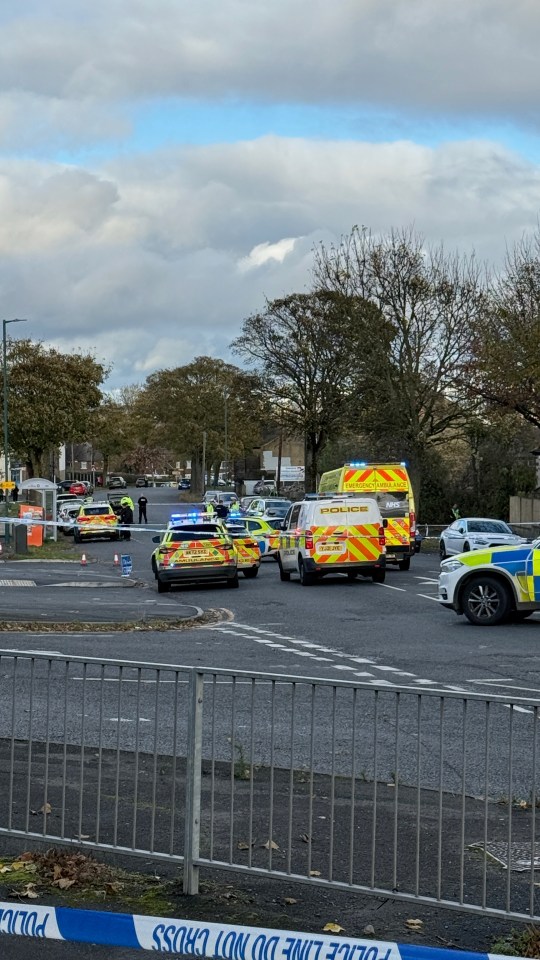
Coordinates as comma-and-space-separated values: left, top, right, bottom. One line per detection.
439, 518, 526, 559
135, 476, 148, 488
178, 478, 191, 490
108, 476, 127, 489
245, 497, 292, 519
58, 503, 84, 535
203, 491, 239, 507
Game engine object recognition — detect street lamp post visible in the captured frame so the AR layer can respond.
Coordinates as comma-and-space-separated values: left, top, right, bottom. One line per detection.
3, 319, 27, 540
224, 391, 228, 484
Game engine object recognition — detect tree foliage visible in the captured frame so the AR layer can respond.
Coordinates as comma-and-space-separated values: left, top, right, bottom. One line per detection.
313, 226, 486, 493
468, 233, 540, 429
232, 290, 388, 490
6, 340, 107, 477
136, 357, 264, 493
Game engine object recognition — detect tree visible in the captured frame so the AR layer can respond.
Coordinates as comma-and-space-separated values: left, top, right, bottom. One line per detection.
6, 340, 107, 477
89, 398, 134, 479
136, 357, 264, 494
468, 232, 540, 429
232, 290, 388, 491
313, 226, 486, 496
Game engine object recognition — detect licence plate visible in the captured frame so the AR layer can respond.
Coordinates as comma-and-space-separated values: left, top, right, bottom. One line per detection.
182, 549, 214, 558
317, 541, 346, 553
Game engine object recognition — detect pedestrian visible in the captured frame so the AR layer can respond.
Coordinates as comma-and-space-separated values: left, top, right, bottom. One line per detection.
215, 500, 228, 519
137, 493, 148, 524
11, 484, 19, 502
451, 503, 461, 521
119, 498, 134, 540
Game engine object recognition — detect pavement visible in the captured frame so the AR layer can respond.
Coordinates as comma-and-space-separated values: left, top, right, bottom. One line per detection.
0, 486, 539, 956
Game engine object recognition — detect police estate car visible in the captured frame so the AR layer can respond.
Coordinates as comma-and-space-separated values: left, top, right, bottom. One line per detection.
151, 518, 239, 592
438, 538, 540, 625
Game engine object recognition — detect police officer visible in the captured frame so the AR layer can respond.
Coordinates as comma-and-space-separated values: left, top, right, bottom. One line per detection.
137, 494, 148, 524
120, 497, 134, 540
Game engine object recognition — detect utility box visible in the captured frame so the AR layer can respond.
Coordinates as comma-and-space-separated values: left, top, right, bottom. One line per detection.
13, 523, 28, 554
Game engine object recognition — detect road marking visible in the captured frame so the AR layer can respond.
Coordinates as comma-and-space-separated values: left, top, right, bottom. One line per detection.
414, 576, 438, 584
373, 582, 406, 592
108, 717, 152, 722
0, 579, 36, 587
471, 677, 515, 683
417, 593, 440, 602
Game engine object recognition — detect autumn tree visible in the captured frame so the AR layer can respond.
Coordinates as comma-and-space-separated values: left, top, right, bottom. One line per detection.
232, 290, 388, 491
6, 340, 107, 477
136, 357, 264, 494
313, 226, 486, 495
468, 232, 540, 429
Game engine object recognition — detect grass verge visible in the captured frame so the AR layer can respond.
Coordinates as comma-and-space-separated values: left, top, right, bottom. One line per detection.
0, 607, 230, 632
492, 927, 540, 957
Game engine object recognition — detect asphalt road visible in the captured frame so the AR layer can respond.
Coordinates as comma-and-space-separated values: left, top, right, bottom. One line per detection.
1, 487, 540, 957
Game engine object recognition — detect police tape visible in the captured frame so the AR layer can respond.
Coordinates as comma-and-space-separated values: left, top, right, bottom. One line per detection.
0, 902, 516, 958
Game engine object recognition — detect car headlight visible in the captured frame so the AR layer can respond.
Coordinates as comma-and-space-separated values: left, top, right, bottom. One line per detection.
441, 559, 464, 573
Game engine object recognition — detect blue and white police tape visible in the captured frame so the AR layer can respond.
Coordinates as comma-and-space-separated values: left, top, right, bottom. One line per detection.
0, 902, 517, 958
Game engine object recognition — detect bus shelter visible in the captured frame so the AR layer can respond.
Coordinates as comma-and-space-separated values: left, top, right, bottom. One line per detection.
19, 478, 57, 541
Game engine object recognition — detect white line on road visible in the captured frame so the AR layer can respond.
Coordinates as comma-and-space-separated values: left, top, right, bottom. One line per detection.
414, 576, 439, 583
417, 593, 440, 602
470, 677, 515, 683
373, 582, 406, 592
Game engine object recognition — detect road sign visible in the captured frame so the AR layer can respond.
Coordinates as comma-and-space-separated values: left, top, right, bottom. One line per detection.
120, 555, 133, 577
0, 481, 15, 490
280, 466, 305, 481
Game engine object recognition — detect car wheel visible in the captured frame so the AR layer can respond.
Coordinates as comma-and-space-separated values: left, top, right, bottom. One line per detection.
227, 575, 240, 589
461, 576, 510, 626
157, 578, 170, 593
398, 557, 411, 571
243, 567, 259, 579
298, 556, 315, 586
277, 556, 291, 582
439, 541, 447, 560
372, 567, 386, 584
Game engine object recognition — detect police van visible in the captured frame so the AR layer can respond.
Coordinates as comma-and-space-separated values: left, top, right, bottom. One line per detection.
277, 496, 386, 585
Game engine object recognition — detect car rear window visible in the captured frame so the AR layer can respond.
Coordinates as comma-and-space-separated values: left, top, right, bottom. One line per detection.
83, 506, 113, 516
226, 525, 248, 537
168, 524, 224, 541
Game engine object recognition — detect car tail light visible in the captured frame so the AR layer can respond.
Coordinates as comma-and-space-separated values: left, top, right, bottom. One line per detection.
305, 533, 314, 550
410, 511, 416, 535
378, 526, 385, 547
245, 539, 257, 549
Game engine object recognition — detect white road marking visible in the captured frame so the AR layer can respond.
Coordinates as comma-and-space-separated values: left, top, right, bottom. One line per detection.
417, 593, 441, 602
471, 677, 515, 683
414, 576, 439, 584
413, 679, 436, 685
108, 717, 152, 722
373, 582, 406, 592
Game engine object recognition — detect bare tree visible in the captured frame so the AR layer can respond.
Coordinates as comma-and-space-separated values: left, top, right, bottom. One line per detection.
314, 226, 486, 495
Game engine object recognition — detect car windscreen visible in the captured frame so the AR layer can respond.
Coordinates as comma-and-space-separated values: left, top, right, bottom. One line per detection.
226, 525, 248, 537
468, 521, 511, 534
168, 525, 224, 541
83, 506, 112, 516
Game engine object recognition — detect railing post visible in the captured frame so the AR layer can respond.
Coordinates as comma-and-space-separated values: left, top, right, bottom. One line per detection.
183, 670, 204, 894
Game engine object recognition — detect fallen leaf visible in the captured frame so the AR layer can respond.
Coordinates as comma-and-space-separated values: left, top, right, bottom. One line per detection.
363, 925, 375, 936
405, 919, 424, 931
105, 881, 124, 893
40, 803, 52, 815
262, 840, 279, 850
309, 870, 321, 877
11, 862, 27, 871
0, 866, 12, 874
53, 865, 62, 880
77, 835, 90, 840
300, 833, 311, 843
18, 883, 39, 899
237, 841, 252, 851
284, 897, 298, 905
55, 878, 75, 890
323, 923, 345, 934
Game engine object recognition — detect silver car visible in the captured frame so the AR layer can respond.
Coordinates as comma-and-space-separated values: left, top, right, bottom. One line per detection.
439, 518, 525, 559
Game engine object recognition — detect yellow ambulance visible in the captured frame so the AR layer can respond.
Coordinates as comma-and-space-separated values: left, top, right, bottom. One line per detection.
318, 462, 416, 570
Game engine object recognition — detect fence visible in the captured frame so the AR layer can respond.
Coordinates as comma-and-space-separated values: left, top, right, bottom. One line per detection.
0, 650, 539, 921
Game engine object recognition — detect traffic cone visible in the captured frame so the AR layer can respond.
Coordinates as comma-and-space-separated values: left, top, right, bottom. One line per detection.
81, 553, 87, 566
113, 552, 119, 566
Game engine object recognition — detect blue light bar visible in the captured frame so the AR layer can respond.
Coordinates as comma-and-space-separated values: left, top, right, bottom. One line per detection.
400, 461, 407, 466
348, 461, 366, 467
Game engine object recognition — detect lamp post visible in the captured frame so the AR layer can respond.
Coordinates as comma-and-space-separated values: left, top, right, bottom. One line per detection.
3, 319, 27, 538
223, 390, 229, 485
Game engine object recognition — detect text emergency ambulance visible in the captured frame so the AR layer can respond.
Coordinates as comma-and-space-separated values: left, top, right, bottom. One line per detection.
318, 463, 416, 571
278, 496, 386, 585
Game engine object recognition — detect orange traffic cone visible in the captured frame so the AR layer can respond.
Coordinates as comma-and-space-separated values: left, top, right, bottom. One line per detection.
81, 553, 87, 566
113, 552, 119, 566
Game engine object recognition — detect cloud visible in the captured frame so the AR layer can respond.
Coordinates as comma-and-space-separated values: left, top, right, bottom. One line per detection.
0, 135, 539, 386
0, 0, 538, 126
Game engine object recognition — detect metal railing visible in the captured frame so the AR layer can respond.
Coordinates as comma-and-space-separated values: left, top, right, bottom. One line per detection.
0, 649, 539, 921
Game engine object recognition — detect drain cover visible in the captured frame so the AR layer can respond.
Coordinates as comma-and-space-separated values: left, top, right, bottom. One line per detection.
0, 580, 37, 587
470, 840, 540, 871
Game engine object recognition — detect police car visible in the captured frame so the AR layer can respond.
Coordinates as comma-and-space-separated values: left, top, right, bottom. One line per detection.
73, 502, 120, 543
225, 520, 261, 578
438, 538, 540, 625
151, 515, 239, 592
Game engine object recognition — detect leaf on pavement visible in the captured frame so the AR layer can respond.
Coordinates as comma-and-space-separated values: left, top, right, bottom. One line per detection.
11, 861, 27, 871
309, 869, 321, 877
284, 897, 298, 905
323, 923, 345, 933
18, 883, 39, 899
40, 803, 52, 815
55, 878, 75, 890
0, 865, 12, 873
262, 840, 279, 850
300, 833, 311, 843
405, 919, 424, 930
237, 841, 253, 850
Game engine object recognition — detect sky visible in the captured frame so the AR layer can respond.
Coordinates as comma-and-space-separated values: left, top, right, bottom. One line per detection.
1, 0, 540, 388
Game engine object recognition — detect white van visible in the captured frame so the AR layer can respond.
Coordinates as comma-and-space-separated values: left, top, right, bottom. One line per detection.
277, 496, 386, 585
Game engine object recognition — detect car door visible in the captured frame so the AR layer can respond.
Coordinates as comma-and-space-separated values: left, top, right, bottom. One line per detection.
525, 544, 540, 602
281, 504, 302, 569
445, 521, 466, 555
